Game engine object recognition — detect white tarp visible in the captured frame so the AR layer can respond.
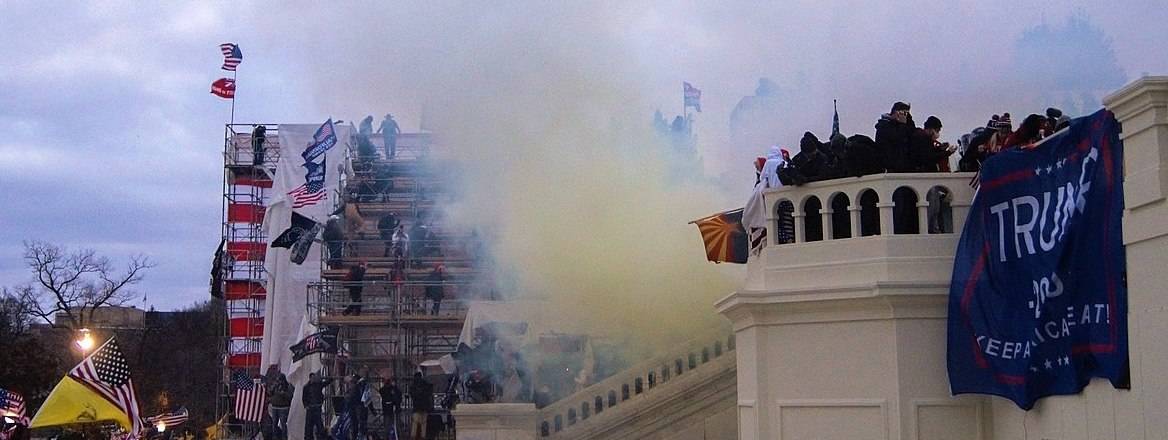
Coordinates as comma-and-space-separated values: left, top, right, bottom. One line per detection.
261, 122, 350, 440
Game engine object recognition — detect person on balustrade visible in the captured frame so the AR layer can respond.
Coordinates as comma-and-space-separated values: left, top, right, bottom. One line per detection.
782, 131, 838, 184
342, 261, 367, 316
907, 116, 957, 172
1004, 114, 1046, 150
875, 101, 916, 173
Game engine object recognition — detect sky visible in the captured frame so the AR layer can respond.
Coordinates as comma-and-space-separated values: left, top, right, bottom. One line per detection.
1, 1, 1165, 314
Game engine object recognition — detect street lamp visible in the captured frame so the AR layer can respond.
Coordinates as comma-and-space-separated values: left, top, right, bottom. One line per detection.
76, 328, 95, 352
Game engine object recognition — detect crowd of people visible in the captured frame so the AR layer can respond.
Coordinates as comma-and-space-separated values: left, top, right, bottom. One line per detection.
254, 366, 450, 440
765, 102, 1073, 186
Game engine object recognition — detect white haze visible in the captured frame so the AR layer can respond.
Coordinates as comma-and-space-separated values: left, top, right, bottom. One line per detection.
2, 2, 1164, 337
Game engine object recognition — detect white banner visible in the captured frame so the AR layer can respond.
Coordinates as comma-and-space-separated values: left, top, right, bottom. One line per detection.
261, 121, 350, 440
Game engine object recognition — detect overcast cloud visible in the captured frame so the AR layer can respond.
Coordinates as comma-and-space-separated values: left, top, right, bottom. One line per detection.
1, 1, 1164, 311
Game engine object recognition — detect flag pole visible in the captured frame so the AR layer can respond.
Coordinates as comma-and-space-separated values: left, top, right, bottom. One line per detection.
229, 69, 237, 126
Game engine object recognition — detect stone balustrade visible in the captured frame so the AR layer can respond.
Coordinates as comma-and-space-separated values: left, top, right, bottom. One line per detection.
537, 332, 735, 437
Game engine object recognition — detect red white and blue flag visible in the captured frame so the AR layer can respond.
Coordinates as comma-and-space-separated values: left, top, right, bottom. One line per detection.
69, 338, 143, 437
947, 110, 1129, 410
288, 181, 327, 209
683, 82, 702, 112
145, 407, 188, 428
232, 371, 266, 423
0, 388, 28, 426
220, 43, 243, 71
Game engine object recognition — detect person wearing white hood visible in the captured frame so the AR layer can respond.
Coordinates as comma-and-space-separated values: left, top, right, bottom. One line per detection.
743, 146, 787, 254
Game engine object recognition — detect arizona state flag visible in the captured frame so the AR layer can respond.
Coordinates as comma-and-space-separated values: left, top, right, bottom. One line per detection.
691, 208, 749, 264
30, 338, 143, 436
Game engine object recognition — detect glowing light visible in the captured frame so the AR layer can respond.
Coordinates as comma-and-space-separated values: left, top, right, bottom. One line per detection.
76, 328, 95, 352
156, 421, 166, 432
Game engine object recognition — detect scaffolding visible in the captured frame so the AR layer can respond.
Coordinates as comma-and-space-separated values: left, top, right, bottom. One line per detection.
216, 124, 281, 435
309, 131, 484, 439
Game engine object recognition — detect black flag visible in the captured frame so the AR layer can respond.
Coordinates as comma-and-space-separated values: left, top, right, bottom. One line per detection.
271, 212, 320, 249
289, 327, 339, 362
210, 239, 229, 299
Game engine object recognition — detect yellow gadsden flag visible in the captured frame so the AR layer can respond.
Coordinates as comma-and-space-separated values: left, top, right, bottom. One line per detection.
30, 338, 143, 434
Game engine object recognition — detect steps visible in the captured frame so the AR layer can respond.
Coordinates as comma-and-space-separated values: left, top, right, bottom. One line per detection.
537, 332, 737, 440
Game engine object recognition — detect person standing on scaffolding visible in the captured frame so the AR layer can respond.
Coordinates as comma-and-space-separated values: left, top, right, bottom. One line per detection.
424, 264, 445, 316
342, 261, 367, 316
251, 124, 267, 165
379, 212, 400, 257
377, 113, 400, 159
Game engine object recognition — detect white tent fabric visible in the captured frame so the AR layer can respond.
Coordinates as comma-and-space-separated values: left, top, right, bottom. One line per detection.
260, 122, 350, 440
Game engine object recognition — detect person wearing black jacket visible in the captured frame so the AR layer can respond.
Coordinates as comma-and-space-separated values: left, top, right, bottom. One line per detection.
875, 102, 916, 172
342, 262, 367, 316
907, 116, 956, 172
347, 371, 371, 440
409, 373, 434, 440
302, 373, 333, 440
251, 125, 267, 166
380, 378, 403, 439
323, 216, 345, 269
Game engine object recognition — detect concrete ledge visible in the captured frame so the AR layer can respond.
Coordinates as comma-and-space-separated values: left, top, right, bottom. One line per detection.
452, 403, 538, 440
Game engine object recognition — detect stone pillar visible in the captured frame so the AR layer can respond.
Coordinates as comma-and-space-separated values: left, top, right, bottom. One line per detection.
793, 213, 805, 243
452, 403, 538, 440
822, 210, 835, 240
877, 201, 895, 235
849, 207, 861, 238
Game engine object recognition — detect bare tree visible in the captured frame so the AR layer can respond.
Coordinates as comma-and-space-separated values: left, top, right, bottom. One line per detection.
9, 241, 155, 330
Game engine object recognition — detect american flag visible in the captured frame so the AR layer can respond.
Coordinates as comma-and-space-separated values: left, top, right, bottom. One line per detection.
0, 388, 27, 426
220, 43, 243, 71
683, 82, 702, 112
288, 182, 326, 209
145, 407, 189, 429
232, 371, 266, 422
69, 338, 143, 437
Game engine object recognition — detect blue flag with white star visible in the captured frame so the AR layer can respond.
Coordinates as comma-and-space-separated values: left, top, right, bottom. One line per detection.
947, 109, 1128, 410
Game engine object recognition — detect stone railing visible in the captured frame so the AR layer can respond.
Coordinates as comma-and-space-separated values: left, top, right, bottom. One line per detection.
746, 173, 977, 292
764, 172, 977, 243
537, 331, 735, 437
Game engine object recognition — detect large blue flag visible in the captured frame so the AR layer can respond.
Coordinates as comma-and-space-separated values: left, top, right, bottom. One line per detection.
947, 109, 1128, 410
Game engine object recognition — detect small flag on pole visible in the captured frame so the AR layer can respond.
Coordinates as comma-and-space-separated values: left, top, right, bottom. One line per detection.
220, 43, 243, 71
683, 82, 702, 112
832, 99, 841, 137
232, 371, 266, 423
690, 208, 749, 264
211, 78, 236, 99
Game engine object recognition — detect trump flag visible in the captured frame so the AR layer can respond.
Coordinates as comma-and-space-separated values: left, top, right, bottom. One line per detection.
947, 109, 1128, 410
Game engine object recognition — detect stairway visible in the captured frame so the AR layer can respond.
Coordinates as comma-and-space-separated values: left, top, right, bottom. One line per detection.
537, 332, 738, 440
